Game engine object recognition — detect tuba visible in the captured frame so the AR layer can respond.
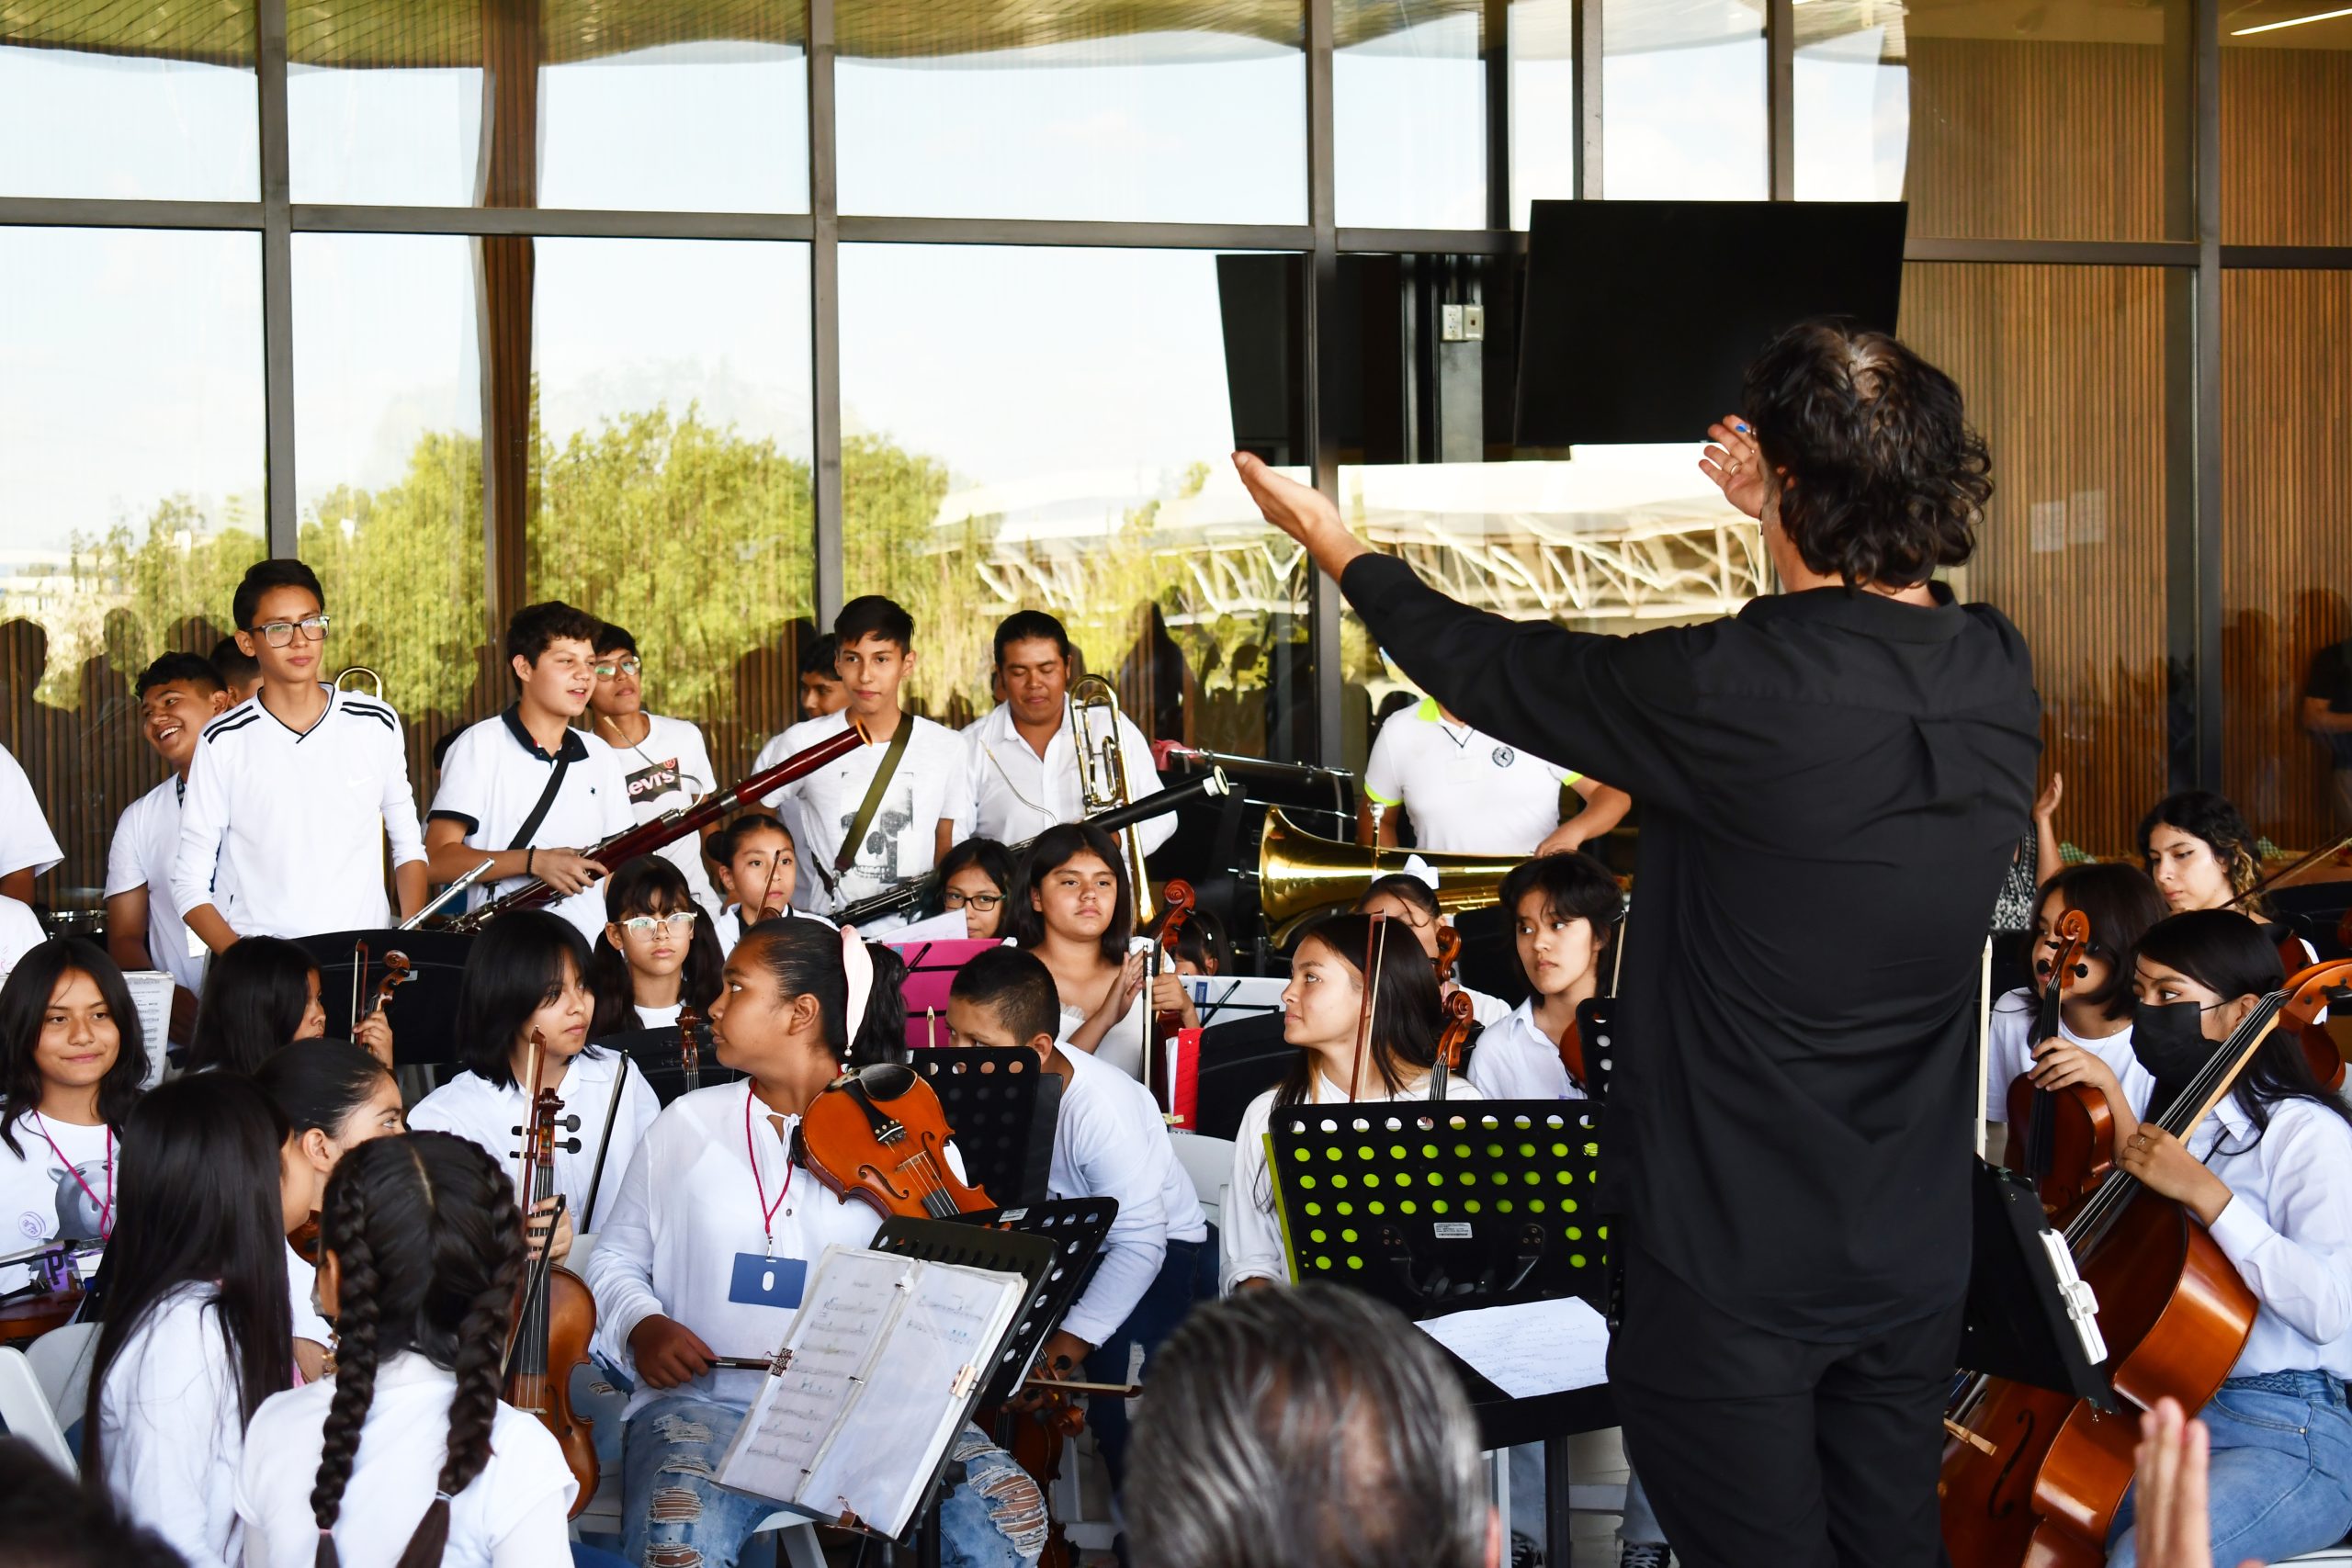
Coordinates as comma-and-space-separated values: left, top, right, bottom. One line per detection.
1069, 675, 1156, 924
1256, 807, 1519, 946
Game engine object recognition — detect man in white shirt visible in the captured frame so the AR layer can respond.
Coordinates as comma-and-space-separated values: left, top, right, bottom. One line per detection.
964, 610, 1174, 862
426, 601, 634, 941
173, 560, 431, 946
586, 623, 725, 918
106, 653, 232, 1045
752, 596, 968, 925
1363, 696, 1630, 856
0, 739, 64, 905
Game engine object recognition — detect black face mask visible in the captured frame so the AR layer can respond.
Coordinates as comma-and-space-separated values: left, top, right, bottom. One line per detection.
2132, 999, 2222, 1085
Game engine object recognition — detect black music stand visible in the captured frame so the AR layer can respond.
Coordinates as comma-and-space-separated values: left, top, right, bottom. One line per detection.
297, 929, 475, 1066
1960, 1161, 2112, 1405
1190, 1013, 1293, 1142
599, 1025, 745, 1107
1267, 1099, 1617, 1568
911, 1047, 1059, 1208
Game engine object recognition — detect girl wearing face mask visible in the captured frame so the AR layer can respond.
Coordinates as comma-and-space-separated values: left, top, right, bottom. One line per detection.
1464, 852, 1622, 1101
2102, 908, 2352, 1568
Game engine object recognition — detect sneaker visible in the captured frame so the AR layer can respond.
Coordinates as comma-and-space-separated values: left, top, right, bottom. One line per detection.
1618, 1546, 1672, 1568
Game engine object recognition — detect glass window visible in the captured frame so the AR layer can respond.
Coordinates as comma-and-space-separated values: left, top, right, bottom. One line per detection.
835, 6, 1306, 223
839, 244, 1311, 757
1902, 0, 2185, 242
2221, 6, 2352, 245
2222, 269, 2352, 848
1794, 1, 1910, 201
1336, 0, 1487, 229
0, 227, 266, 915
537, 35, 809, 213
528, 239, 815, 778
0, 5, 257, 199
1901, 263, 2174, 858
291, 233, 487, 793
1602, 0, 1766, 198
1510, 0, 1578, 227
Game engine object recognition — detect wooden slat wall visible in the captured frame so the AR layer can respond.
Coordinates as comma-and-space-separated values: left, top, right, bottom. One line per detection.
2221, 45, 2352, 247
1899, 264, 2172, 857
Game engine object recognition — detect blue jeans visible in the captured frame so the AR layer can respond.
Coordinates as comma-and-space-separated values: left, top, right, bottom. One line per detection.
2108, 1371, 2352, 1568
1081, 1230, 1217, 1490
620, 1393, 1046, 1568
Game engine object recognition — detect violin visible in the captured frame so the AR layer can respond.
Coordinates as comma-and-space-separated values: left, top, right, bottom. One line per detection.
676, 1003, 708, 1095
1432, 990, 1476, 1097
1144, 880, 1198, 1123
2003, 908, 2107, 1215
1942, 959, 2352, 1568
999, 1382, 1086, 1568
794, 1062, 993, 1220
503, 1056, 599, 1516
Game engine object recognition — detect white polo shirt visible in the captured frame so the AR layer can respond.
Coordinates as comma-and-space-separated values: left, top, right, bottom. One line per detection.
171, 688, 429, 940
430, 707, 634, 941
1363, 697, 1580, 856
0, 744, 62, 881
593, 711, 724, 918
753, 710, 970, 919
962, 701, 1176, 856
106, 776, 208, 993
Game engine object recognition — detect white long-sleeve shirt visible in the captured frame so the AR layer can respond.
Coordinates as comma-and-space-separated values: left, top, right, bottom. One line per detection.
405, 1049, 660, 1235
2195, 1092, 2352, 1379
1463, 998, 1587, 1102
1047, 1044, 1170, 1346
1222, 1073, 1485, 1294
98, 1283, 246, 1568
960, 701, 1176, 857
1983, 987, 2153, 1124
171, 688, 427, 939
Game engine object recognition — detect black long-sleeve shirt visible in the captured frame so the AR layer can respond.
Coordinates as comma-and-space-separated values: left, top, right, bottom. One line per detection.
1342, 554, 2041, 1339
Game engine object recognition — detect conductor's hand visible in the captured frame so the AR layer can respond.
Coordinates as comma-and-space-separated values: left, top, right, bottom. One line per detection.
353, 1008, 395, 1069
1700, 415, 1770, 520
630, 1314, 717, 1390
531, 848, 608, 896
1232, 453, 1366, 581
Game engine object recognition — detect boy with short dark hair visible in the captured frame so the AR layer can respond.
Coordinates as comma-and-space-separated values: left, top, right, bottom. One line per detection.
209, 635, 261, 705
106, 652, 232, 1043
797, 632, 845, 720
587, 622, 723, 917
426, 600, 634, 940
173, 559, 430, 946
752, 596, 968, 927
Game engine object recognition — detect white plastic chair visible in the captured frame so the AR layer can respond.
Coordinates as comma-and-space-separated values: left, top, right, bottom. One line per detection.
23, 1319, 98, 1432
0, 1345, 74, 1473
1168, 1132, 1236, 1234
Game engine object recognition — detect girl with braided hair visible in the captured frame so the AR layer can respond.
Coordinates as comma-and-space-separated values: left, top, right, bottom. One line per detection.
232, 1131, 579, 1567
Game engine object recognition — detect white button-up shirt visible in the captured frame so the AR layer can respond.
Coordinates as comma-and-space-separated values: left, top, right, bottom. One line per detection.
961, 702, 1175, 857
2196, 1090, 2352, 1379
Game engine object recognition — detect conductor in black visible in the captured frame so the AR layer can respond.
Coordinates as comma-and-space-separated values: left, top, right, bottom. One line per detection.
1234, 320, 2041, 1568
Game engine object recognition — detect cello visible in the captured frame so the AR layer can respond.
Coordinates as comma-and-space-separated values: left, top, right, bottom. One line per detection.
503, 1051, 599, 1517
1940, 958, 2352, 1568
2001, 908, 2107, 1216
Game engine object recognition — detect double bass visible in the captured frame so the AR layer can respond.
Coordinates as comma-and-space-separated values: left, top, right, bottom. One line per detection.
1941, 958, 2352, 1568
503, 1053, 599, 1517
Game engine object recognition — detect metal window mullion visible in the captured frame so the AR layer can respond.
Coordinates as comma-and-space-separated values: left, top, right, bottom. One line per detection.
257, 0, 298, 558
1768, 0, 1794, 199
2189, 0, 2223, 792
1307, 0, 1343, 771
1576, 0, 1602, 198
809, 0, 843, 629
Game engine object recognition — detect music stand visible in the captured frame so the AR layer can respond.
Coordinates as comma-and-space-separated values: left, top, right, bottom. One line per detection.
1959, 1161, 2112, 1405
911, 1047, 1060, 1208
1189, 1013, 1295, 1141
892, 938, 1002, 1050
598, 1025, 744, 1107
296, 929, 475, 1066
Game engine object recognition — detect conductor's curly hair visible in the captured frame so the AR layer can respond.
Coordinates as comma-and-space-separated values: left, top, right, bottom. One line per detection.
1742, 319, 1993, 589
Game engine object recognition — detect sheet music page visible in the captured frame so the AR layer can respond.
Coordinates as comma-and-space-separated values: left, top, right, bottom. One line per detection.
120, 971, 175, 1089
715, 1247, 916, 1507
797, 1258, 1027, 1535
1415, 1295, 1611, 1400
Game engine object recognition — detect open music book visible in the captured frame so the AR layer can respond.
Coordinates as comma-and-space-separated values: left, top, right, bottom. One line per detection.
713, 1245, 1030, 1536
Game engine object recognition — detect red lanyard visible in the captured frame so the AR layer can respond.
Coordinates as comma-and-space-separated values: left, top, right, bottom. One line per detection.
32, 1113, 113, 1241
744, 1084, 794, 1258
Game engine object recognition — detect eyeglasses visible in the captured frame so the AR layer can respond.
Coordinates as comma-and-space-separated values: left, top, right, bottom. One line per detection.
944, 889, 1005, 911
247, 614, 331, 648
616, 911, 698, 934
593, 659, 642, 680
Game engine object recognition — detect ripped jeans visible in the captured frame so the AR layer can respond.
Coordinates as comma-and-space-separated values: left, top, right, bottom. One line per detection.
620, 1394, 1046, 1568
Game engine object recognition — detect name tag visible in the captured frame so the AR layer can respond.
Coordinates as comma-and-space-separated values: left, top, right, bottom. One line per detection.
728, 1252, 807, 1309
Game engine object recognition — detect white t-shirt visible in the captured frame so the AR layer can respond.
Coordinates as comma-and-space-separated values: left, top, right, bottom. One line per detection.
594, 711, 725, 918
1362, 698, 1580, 856
754, 711, 971, 920
0, 894, 44, 986
288, 1242, 333, 1348
98, 1283, 245, 1568
634, 1001, 684, 1031
235, 1351, 576, 1568
960, 701, 1176, 856
1983, 988, 2154, 1124
0, 1110, 113, 1292
106, 775, 208, 995
406, 1049, 661, 1235
429, 707, 635, 941
0, 742, 63, 881
1464, 998, 1588, 1102
1047, 1044, 1171, 1346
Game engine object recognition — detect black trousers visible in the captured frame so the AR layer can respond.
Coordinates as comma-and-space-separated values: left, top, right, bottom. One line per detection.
1608, 1245, 1963, 1568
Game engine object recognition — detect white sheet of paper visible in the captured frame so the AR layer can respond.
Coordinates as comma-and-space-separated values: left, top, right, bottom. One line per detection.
717, 1247, 911, 1507
1415, 1296, 1611, 1400
120, 970, 175, 1088
1185, 975, 1288, 1025
888, 908, 971, 943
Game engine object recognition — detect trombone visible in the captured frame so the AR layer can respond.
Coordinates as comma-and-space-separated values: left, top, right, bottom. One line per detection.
1069, 675, 1156, 924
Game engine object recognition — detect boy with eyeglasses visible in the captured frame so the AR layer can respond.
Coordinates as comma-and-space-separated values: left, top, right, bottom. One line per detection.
585, 623, 724, 919
172, 559, 430, 947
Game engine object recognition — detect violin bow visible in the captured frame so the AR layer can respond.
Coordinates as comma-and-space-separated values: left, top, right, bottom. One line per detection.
579, 1053, 634, 1233
1348, 913, 1388, 1101
2223, 832, 2352, 912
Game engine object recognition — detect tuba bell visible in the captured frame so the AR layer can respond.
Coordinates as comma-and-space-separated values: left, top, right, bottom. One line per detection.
1069, 674, 1156, 925
1255, 807, 1520, 946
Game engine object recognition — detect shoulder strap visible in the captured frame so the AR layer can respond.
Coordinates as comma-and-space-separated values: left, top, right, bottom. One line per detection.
508, 752, 573, 852
834, 721, 915, 874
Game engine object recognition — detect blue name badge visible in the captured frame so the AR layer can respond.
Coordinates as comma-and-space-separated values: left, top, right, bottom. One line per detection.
728, 1252, 808, 1310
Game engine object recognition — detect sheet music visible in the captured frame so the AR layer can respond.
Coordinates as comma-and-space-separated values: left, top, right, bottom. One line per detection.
717, 1247, 912, 1505
1415, 1296, 1611, 1400
120, 970, 175, 1088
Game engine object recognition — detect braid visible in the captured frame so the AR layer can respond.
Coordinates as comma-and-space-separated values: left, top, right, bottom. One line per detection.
308, 1183, 382, 1568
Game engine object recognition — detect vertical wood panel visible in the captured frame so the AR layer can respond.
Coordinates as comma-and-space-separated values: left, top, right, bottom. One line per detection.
2221, 45, 2352, 246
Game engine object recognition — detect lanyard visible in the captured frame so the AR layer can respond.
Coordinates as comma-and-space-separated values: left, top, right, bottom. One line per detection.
744, 1083, 795, 1258
32, 1112, 113, 1240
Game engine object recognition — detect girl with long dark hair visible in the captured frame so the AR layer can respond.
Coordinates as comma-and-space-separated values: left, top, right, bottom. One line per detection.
1220, 915, 1480, 1294
232, 1133, 577, 1566
185, 934, 393, 1074
1007, 822, 1148, 1076
1465, 852, 1623, 1100
1354, 873, 1510, 1027
2102, 909, 2352, 1566
0, 939, 145, 1293
586, 855, 723, 1038
85, 1074, 291, 1568
407, 910, 659, 1250
933, 836, 1017, 941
